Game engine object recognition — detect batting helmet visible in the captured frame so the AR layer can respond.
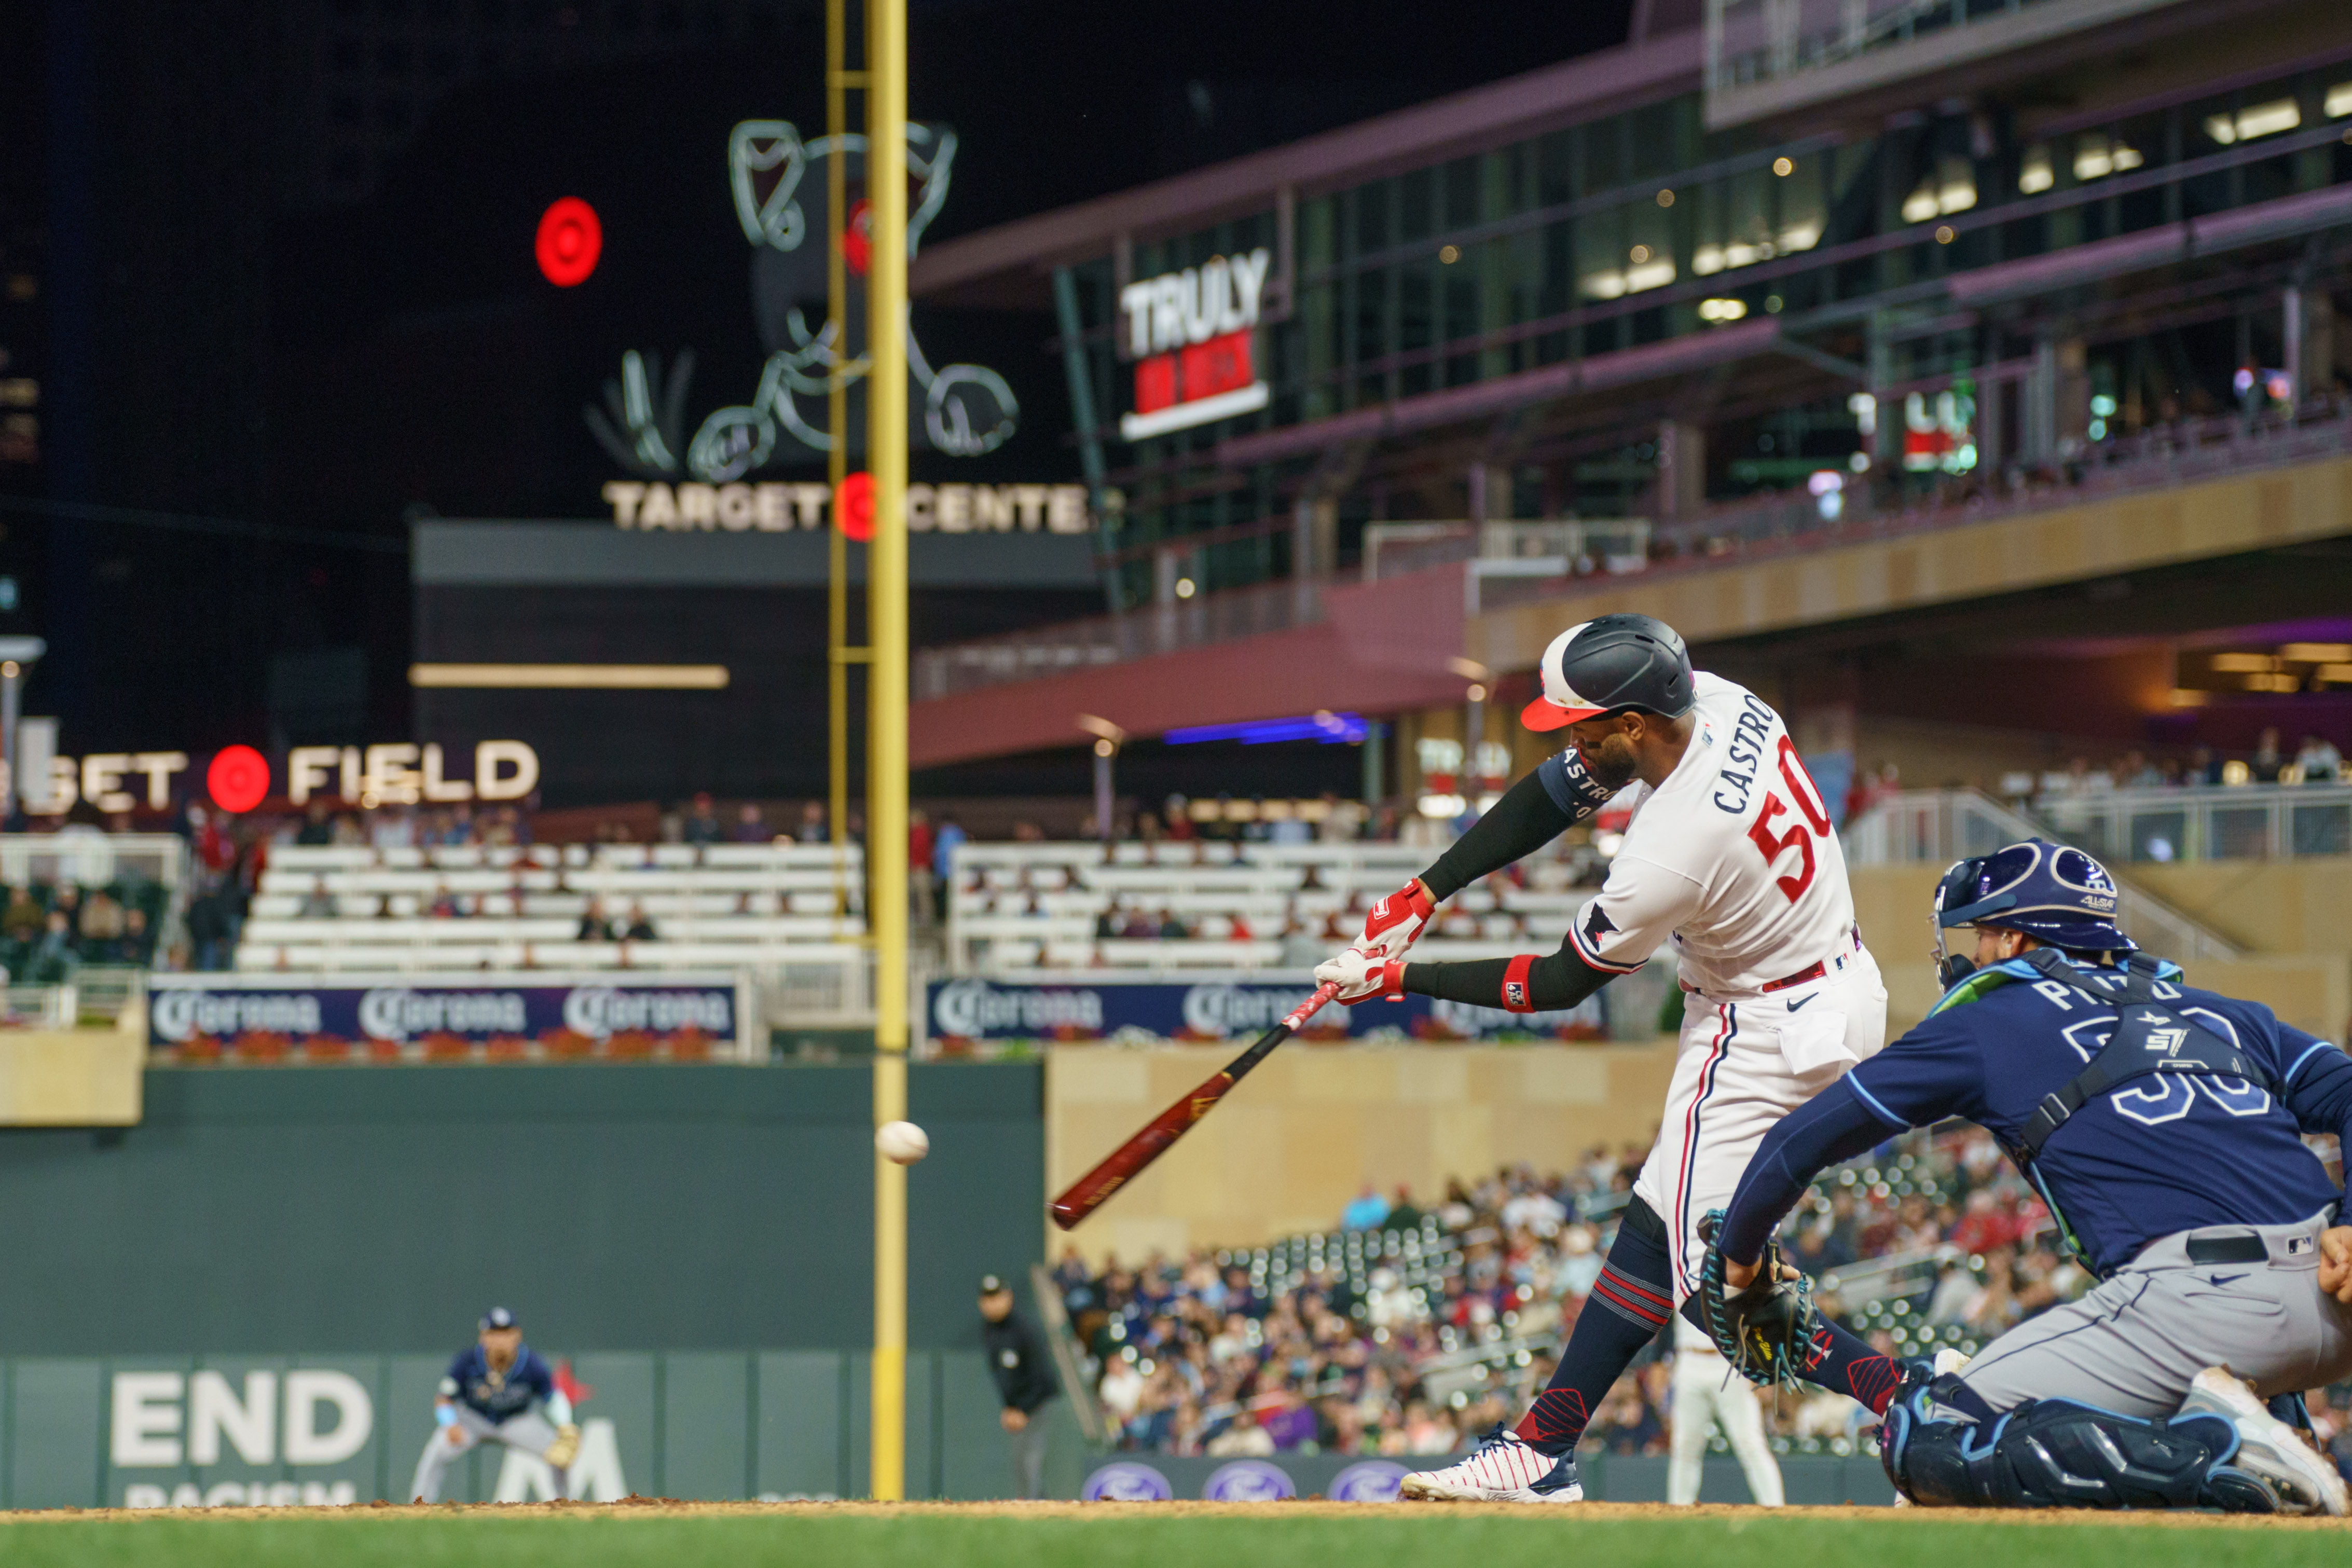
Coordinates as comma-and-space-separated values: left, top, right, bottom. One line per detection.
1520, 614, 1696, 733
1932, 837, 2133, 957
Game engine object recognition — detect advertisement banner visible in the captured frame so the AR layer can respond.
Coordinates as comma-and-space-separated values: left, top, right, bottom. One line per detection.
147, 973, 749, 1054
926, 975, 1605, 1044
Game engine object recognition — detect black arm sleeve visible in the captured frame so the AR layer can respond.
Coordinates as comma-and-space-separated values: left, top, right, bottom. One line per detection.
1716, 1080, 1902, 1266
1419, 769, 1576, 901
1399, 928, 1618, 1012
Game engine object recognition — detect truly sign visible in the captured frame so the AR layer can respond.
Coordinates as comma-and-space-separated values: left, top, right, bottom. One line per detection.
1117, 248, 1271, 441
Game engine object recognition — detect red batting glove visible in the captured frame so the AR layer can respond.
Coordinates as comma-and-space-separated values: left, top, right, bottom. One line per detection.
1358, 882, 1436, 961
1314, 946, 1406, 1005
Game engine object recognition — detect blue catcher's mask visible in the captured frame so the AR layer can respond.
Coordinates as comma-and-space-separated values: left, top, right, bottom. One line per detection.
1930, 837, 2134, 988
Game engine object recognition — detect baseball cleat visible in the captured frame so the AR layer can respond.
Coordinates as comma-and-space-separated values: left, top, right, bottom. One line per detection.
2179, 1366, 2348, 1517
1397, 1425, 1583, 1503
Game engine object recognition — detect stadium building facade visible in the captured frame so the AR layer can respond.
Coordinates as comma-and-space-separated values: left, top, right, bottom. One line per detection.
907, 0, 2352, 814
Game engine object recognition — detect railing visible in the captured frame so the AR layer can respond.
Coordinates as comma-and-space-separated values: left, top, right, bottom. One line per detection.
0, 832, 189, 981
1031, 1261, 1111, 1447
913, 574, 1329, 701
1845, 789, 2237, 962
2033, 782, 2352, 865
1361, 519, 1652, 582
1703, 0, 2170, 116
923, 402, 2352, 697
1479, 405, 2352, 617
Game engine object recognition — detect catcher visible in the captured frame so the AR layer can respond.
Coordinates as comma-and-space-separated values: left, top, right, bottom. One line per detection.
1700, 838, 2352, 1514
408, 1307, 582, 1503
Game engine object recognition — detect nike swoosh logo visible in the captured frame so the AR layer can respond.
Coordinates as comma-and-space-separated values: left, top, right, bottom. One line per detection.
2208, 1274, 2248, 1287
1788, 994, 1817, 1011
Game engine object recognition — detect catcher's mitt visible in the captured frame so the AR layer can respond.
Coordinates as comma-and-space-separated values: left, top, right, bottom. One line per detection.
1696, 1208, 1822, 1391
544, 1423, 582, 1469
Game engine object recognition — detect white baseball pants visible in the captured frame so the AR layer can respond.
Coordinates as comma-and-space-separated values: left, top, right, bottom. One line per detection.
1632, 943, 1888, 1302
1669, 1342, 1785, 1505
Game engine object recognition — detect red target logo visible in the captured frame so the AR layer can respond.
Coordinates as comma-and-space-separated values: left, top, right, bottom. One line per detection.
535, 197, 602, 288
835, 471, 875, 542
207, 746, 271, 815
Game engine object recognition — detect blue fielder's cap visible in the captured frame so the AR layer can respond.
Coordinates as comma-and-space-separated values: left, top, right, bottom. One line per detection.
1933, 837, 2134, 955
481, 1306, 517, 1332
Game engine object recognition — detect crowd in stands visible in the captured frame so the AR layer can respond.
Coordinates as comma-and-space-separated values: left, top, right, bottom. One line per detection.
2014, 730, 2347, 796
0, 877, 164, 981
1050, 1124, 2352, 1466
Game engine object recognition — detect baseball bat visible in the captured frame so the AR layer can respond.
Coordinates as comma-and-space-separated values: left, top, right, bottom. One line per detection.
1049, 981, 1340, 1230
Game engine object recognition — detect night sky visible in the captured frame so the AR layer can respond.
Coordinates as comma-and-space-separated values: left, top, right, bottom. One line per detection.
3, 0, 1629, 762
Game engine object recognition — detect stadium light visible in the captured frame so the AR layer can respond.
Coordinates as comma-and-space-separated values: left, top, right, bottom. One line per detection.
407, 664, 730, 689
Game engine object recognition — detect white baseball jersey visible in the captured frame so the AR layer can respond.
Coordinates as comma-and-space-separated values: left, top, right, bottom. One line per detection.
1566, 672, 1858, 1002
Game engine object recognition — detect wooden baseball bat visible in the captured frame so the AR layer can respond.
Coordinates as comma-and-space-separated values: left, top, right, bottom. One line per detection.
1049, 981, 1340, 1230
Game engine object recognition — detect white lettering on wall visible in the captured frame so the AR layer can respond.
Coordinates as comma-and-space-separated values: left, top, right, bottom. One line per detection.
1120, 248, 1272, 356
112, 1372, 186, 1467
611, 479, 1109, 534
111, 1369, 377, 1471
189, 1370, 276, 1466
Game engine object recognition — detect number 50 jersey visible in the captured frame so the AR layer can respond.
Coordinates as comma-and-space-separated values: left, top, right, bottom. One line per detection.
1562, 672, 1855, 1000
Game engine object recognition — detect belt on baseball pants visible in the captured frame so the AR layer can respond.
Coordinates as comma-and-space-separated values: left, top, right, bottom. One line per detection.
2184, 1233, 2271, 1266
1760, 928, 1864, 994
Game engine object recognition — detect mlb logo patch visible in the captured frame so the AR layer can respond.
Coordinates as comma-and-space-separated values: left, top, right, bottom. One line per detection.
1504, 981, 1527, 1009
2289, 1234, 2315, 1256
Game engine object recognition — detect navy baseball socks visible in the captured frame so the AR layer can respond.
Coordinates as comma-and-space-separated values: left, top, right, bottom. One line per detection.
1511, 1197, 1905, 1461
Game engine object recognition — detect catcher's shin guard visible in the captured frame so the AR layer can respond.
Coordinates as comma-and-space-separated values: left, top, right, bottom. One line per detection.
1879, 1392, 2278, 1512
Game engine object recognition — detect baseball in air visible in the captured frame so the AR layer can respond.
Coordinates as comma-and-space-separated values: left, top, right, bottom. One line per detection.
876, 1120, 930, 1164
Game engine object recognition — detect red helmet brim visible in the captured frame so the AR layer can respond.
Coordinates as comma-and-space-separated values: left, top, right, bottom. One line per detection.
1521, 696, 1605, 732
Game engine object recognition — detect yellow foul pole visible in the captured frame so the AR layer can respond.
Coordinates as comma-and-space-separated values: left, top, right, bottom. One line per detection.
865, 0, 910, 1504
826, 0, 851, 853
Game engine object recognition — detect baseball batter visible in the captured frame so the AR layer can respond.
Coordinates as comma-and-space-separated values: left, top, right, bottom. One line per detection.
1312, 613, 1896, 1501
408, 1308, 581, 1504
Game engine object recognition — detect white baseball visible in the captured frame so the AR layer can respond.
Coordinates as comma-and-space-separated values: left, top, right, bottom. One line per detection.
875, 1120, 930, 1164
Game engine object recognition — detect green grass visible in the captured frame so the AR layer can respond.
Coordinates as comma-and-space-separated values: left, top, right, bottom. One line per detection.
0, 1511, 2336, 1568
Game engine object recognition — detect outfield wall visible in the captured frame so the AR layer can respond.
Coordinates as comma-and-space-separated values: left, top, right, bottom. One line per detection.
0, 1347, 1095, 1509
0, 1063, 1044, 1357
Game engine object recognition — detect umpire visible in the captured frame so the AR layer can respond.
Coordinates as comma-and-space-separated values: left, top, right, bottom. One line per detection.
979, 1274, 1057, 1498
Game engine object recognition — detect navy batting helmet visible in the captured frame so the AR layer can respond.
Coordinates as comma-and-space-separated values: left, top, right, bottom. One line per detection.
1520, 614, 1696, 733
1933, 837, 2133, 958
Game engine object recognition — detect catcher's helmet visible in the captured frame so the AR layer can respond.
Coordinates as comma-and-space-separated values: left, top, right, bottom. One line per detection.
1932, 837, 2133, 957
1521, 614, 1696, 733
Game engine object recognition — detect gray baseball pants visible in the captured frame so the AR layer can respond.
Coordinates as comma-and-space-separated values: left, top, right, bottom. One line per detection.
409, 1406, 567, 1503
1957, 1211, 2352, 1420
1006, 1414, 1048, 1500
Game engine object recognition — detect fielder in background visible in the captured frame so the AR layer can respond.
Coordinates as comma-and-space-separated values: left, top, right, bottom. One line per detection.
980, 1273, 1059, 1500
1710, 838, 2352, 1515
1667, 1317, 1784, 1507
409, 1307, 580, 1504
1313, 613, 1900, 1503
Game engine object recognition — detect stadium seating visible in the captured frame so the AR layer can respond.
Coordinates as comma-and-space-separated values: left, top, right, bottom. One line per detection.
238, 842, 868, 973
947, 837, 1602, 975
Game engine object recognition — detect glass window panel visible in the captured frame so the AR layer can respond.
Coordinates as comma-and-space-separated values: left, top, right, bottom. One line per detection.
1397, 264, 1435, 353
1629, 102, 1676, 181
1583, 117, 1623, 198
2127, 811, 2188, 863
1354, 182, 1390, 255
1538, 129, 1576, 203
2207, 806, 2269, 860
1397, 169, 1433, 244
1576, 204, 1626, 300
2291, 803, 2349, 857
1445, 156, 1482, 228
